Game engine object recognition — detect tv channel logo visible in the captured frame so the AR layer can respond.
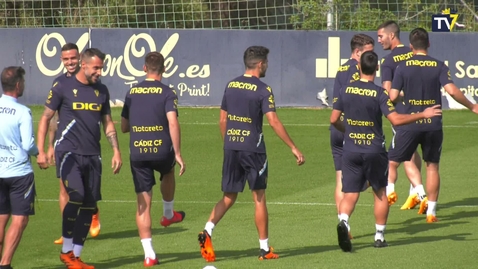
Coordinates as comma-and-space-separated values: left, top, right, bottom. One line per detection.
432, 8, 459, 32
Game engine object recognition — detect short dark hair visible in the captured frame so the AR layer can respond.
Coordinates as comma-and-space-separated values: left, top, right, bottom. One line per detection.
81, 48, 106, 62
62, 43, 79, 52
1, 66, 25, 92
144, 52, 165, 74
243, 46, 269, 69
360, 51, 378, 75
350, 34, 375, 52
409, 28, 429, 50
377, 20, 401, 39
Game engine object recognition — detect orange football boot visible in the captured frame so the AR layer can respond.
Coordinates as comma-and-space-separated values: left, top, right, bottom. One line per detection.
418, 197, 428, 215
89, 209, 101, 238
54, 236, 63, 244
388, 191, 398, 206
198, 230, 215, 262
258, 247, 279, 260
426, 215, 438, 223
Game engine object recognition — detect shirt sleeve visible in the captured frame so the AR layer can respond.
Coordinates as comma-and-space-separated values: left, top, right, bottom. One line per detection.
165, 89, 179, 116
101, 86, 112, 116
120, 95, 130, 119
261, 85, 276, 114
349, 64, 360, 82
332, 75, 343, 98
380, 58, 394, 83
391, 65, 404, 91
439, 63, 454, 87
332, 87, 344, 111
45, 83, 63, 111
379, 89, 396, 117
19, 108, 39, 156
220, 88, 227, 111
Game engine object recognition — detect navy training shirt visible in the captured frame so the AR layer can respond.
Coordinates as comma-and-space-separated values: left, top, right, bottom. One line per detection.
333, 79, 396, 153
391, 53, 452, 131
380, 44, 413, 125
221, 74, 276, 153
121, 79, 178, 161
331, 58, 360, 128
45, 76, 111, 156
380, 44, 413, 84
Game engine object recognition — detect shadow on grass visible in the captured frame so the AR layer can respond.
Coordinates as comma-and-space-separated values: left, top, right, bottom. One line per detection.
352, 232, 473, 251
91, 226, 188, 241
440, 197, 478, 208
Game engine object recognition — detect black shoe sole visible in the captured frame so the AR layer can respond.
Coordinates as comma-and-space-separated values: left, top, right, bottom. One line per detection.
374, 240, 389, 248
337, 221, 352, 252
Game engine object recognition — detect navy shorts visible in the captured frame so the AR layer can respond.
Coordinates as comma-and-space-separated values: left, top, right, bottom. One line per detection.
0, 172, 36, 216
57, 151, 102, 205
330, 127, 344, 171
342, 152, 388, 193
388, 129, 443, 163
130, 153, 176, 193
222, 150, 268, 193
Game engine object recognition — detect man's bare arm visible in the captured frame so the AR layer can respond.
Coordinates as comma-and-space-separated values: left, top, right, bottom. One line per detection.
330, 109, 345, 132
219, 109, 227, 140
265, 112, 297, 149
37, 107, 56, 153
102, 114, 120, 151
121, 117, 130, 133
443, 83, 474, 110
48, 112, 58, 148
382, 81, 392, 93
166, 112, 181, 156
383, 82, 404, 104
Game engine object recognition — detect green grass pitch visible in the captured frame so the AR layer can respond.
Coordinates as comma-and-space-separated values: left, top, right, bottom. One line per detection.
10, 106, 478, 268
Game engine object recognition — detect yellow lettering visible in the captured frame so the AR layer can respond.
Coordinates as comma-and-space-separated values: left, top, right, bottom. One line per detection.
392, 52, 413, 62
226, 128, 250, 143
227, 114, 252, 123
131, 125, 164, 132
408, 99, 437, 106
337, 65, 350, 72
129, 87, 163, 94
226, 128, 242, 136
72, 102, 102, 111
349, 132, 374, 146
345, 87, 377, 97
134, 140, 151, 147
405, 60, 438, 67
346, 119, 375, 127
227, 81, 258, 91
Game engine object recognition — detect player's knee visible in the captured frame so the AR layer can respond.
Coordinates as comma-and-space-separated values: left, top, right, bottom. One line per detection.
425, 161, 439, 170
59, 186, 68, 196
161, 170, 175, 183
223, 192, 238, 204
10, 215, 29, 230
